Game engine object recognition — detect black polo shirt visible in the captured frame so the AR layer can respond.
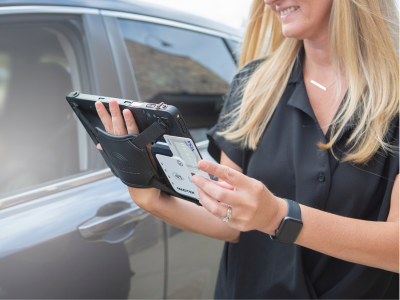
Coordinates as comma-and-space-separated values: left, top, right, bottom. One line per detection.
207, 49, 399, 299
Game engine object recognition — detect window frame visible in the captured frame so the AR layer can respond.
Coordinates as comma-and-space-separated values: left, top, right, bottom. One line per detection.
100, 10, 242, 43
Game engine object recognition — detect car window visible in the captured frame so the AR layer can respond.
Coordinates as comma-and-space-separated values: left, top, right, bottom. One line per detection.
118, 19, 238, 142
0, 24, 101, 199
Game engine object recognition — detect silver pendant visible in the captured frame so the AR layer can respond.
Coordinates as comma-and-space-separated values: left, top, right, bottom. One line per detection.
310, 80, 327, 91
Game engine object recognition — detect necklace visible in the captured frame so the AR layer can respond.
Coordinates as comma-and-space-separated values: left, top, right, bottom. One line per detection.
305, 60, 337, 91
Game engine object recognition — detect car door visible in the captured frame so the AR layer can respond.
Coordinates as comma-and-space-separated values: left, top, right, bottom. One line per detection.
0, 6, 165, 299
103, 11, 240, 298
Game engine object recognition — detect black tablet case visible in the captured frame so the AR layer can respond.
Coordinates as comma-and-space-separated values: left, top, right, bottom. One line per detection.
67, 96, 201, 206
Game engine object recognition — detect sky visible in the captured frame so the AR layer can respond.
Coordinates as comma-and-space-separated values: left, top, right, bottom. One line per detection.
135, 0, 253, 33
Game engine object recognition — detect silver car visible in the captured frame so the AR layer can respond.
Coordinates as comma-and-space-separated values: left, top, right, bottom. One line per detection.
0, 0, 240, 298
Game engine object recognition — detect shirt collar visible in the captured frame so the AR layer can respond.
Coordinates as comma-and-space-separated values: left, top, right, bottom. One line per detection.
286, 47, 317, 121
287, 80, 317, 122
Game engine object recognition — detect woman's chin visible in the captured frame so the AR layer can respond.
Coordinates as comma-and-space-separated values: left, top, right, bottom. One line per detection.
281, 26, 304, 40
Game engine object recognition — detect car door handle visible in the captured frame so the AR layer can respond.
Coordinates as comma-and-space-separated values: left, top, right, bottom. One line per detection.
78, 204, 149, 241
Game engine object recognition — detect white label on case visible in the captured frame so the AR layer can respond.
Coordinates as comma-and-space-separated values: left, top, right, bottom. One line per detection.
156, 154, 200, 200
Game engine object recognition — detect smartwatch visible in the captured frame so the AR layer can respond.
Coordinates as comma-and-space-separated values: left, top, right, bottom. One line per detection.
270, 198, 303, 243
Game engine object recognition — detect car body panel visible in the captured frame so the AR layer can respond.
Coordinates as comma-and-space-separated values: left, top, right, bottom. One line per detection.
0, 177, 165, 299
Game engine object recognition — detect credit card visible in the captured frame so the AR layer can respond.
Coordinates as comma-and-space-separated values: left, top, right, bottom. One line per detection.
163, 134, 212, 180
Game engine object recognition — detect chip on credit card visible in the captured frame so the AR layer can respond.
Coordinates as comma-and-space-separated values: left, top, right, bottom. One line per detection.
163, 134, 212, 180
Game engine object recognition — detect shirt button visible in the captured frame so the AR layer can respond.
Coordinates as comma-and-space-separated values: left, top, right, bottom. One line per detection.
318, 173, 325, 182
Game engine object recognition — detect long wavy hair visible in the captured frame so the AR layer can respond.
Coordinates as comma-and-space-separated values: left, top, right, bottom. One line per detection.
220, 0, 399, 164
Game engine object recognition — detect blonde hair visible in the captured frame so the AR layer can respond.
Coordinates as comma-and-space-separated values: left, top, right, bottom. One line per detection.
220, 0, 399, 164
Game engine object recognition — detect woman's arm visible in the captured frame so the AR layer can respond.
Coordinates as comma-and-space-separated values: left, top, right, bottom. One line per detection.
129, 186, 240, 242
293, 174, 399, 273
193, 158, 399, 273
95, 100, 240, 243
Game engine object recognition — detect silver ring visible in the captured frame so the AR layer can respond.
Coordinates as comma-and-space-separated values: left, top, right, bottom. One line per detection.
223, 205, 232, 222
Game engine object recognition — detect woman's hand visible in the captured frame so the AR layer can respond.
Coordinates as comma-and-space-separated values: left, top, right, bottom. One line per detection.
192, 160, 287, 234
95, 99, 139, 145
94, 99, 160, 209
95, 99, 157, 167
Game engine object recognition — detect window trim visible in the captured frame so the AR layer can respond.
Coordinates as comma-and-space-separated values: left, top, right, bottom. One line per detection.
0, 5, 99, 16
0, 169, 113, 211
101, 10, 242, 42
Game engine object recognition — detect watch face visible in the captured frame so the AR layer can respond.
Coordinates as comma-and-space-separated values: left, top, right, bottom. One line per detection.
278, 217, 303, 243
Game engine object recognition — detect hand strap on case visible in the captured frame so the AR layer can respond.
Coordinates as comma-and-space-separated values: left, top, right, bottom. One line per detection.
71, 104, 201, 206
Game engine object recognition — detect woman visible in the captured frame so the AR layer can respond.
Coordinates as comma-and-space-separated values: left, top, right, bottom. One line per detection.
95, 0, 399, 298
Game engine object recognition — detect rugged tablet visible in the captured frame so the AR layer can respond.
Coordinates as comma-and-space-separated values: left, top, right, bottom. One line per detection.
66, 91, 201, 205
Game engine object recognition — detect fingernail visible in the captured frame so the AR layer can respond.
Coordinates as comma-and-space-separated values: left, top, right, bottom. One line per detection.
192, 175, 198, 184
95, 102, 101, 111
199, 160, 209, 170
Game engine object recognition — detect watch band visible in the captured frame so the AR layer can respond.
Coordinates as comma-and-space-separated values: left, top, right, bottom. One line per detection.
286, 198, 301, 220
269, 198, 303, 243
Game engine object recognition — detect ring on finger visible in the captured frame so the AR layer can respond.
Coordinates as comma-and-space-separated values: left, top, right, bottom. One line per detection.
223, 205, 232, 223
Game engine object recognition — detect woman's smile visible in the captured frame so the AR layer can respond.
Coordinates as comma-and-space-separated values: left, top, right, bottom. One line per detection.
278, 6, 300, 19
279, 6, 300, 20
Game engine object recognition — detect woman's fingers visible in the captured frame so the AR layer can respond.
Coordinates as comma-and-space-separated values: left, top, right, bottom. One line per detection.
123, 109, 139, 135
94, 102, 139, 153
198, 187, 234, 221
198, 160, 250, 189
213, 180, 235, 190
109, 99, 127, 136
95, 101, 113, 134
193, 175, 238, 206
